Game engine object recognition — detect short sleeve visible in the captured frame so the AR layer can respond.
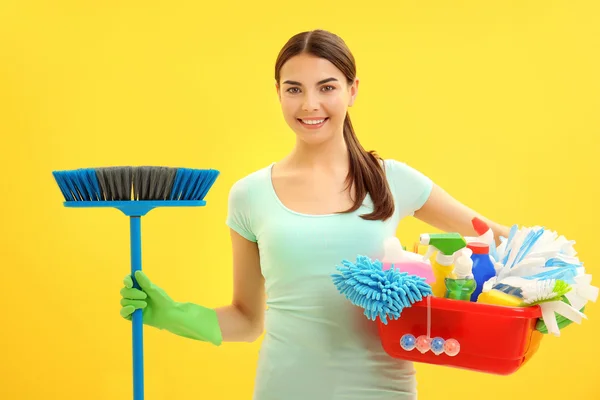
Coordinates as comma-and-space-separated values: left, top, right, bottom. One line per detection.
385, 159, 433, 216
225, 177, 257, 242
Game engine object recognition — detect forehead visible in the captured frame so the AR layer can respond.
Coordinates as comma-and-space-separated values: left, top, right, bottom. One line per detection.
280, 53, 344, 83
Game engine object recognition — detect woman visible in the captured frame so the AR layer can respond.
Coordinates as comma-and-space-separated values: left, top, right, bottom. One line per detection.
120, 29, 510, 399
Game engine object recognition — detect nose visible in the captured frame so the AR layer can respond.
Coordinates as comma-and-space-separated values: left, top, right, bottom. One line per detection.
302, 92, 319, 111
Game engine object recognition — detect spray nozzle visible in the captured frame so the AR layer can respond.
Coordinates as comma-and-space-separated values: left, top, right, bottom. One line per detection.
420, 234, 438, 262
454, 248, 474, 278
420, 232, 467, 264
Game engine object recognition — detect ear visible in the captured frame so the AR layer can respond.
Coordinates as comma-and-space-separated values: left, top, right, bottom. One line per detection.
275, 81, 281, 102
348, 78, 359, 107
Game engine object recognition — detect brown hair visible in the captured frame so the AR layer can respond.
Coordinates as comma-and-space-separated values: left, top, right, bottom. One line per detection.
274, 29, 394, 221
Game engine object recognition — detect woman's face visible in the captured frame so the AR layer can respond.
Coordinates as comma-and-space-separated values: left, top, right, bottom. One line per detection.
277, 53, 358, 146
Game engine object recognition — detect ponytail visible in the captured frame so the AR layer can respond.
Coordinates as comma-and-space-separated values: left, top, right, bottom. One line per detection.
342, 114, 394, 221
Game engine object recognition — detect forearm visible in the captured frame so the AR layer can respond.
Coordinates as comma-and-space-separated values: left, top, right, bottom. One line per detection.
432, 206, 509, 246
214, 304, 264, 343
415, 184, 511, 246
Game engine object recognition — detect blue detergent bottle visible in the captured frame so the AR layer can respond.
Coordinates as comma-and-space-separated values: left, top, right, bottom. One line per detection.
468, 242, 497, 302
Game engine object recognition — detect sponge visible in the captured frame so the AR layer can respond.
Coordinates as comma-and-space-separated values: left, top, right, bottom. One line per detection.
477, 289, 525, 307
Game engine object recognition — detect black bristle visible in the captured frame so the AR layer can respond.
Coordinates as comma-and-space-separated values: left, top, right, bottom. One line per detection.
122, 167, 133, 200
164, 168, 178, 199
132, 166, 179, 200
133, 167, 144, 200
95, 168, 109, 200
98, 167, 132, 201
132, 168, 140, 201
149, 167, 169, 200
107, 168, 120, 200
138, 167, 151, 200
149, 167, 160, 200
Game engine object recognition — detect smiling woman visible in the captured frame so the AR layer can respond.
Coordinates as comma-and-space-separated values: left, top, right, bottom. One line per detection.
274, 30, 396, 221
120, 28, 511, 400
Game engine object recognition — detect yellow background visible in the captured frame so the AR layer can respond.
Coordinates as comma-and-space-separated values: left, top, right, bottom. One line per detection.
1, 1, 598, 399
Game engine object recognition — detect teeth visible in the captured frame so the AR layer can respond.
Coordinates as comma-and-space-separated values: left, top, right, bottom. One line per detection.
301, 119, 325, 125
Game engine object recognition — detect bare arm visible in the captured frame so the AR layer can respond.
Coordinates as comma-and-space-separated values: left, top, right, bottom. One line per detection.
414, 184, 511, 245
214, 229, 265, 343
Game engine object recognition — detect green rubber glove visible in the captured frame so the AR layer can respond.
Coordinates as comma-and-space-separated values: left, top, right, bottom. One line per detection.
120, 270, 223, 346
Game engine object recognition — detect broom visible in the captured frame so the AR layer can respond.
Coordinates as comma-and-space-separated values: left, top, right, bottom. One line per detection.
52, 166, 220, 400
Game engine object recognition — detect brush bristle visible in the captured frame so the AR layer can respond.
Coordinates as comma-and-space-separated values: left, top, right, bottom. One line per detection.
52, 166, 219, 202
522, 279, 571, 305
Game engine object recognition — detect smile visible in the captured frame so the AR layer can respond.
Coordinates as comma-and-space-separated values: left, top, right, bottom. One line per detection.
298, 117, 329, 128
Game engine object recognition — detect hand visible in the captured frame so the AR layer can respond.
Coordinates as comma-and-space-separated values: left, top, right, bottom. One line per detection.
120, 270, 176, 330
119, 270, 223, 345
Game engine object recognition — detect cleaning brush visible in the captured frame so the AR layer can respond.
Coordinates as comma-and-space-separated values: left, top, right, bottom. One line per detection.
52, 165, 219, 400
331, 255, 433, 324
521, 279, 571, 306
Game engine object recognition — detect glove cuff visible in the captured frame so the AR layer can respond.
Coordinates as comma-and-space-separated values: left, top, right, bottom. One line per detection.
165, 302, 223, 346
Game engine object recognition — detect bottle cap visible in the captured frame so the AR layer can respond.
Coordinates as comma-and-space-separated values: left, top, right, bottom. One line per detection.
467, 242, 489, 255
454, 248, 474, 278
471, 217, 490, 236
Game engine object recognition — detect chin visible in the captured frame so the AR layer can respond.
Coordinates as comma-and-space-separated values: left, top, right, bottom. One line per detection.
297, 134, 333, 146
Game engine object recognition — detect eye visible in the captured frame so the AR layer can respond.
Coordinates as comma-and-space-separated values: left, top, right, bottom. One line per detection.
321, 85, 335, 91
286, 87, 301, 94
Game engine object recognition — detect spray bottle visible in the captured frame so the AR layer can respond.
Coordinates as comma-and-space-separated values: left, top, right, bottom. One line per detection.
420, 233, 468, 297
467, 242, 497, 302
445, 248, 477, 301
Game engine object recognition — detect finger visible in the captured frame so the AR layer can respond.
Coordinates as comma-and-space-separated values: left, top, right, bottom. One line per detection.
120, 287, 147, 300
120, 298, 147, 309
123, 275, 133, 289
120, 305, 135, 319
134, 271, 153, 292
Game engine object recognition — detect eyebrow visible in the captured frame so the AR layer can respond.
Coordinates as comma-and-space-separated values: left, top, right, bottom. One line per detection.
282, 77, 338, 86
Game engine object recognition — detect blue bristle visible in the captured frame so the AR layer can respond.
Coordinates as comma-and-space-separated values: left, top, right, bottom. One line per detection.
181, 170, 201, 199
190, 169, 218, 200
331, 255, 433, 325
53, 169, 102, 201
73, 169, 99, 200
62, 171, 81, 200
52, 171, 72, 200
169, 168, 220, 201
85, 169, 103, 200
169, 169, 189, 200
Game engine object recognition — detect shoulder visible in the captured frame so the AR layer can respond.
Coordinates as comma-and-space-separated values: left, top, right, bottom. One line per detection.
227, 163, 273, 205
382, 158, 434, 215
226, 163, 274, 242
382, 158, 428, 181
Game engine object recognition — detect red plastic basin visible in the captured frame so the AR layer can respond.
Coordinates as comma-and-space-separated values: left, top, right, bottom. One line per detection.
377, 296, 544, 375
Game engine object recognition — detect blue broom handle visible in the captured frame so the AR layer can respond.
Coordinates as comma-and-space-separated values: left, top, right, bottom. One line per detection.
130, 216, 144, 400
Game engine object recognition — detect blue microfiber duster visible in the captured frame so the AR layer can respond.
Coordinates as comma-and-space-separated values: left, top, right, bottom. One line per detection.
331, 255, 433, 324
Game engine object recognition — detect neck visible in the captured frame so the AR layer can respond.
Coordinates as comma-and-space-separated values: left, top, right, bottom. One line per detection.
288, 133, 349, 170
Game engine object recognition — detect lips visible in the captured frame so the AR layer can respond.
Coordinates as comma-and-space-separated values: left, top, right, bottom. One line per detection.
297, 117, 329, 129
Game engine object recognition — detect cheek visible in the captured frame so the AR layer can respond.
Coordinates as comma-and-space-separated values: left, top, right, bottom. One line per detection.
323, 95, 348, 117
280, 98, 298, 118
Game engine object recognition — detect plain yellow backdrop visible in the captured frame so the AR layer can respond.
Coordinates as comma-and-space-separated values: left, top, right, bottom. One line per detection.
1, 1, 599, 399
